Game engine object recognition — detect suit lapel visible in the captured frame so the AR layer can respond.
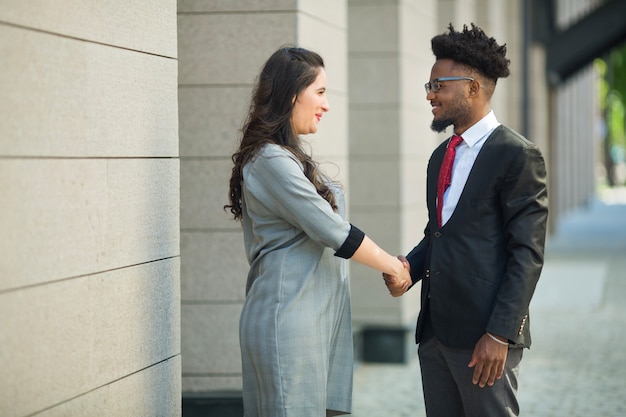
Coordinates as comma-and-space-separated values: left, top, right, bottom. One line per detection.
441, 126, 502, 227
428, 141, 448, 225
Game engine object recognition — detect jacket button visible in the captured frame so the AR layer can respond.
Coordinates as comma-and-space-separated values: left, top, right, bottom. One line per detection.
434, 232, 442, 238
425, 269, 430, 278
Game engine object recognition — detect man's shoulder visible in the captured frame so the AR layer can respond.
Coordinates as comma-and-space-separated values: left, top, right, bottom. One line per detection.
488, 125, 534, 148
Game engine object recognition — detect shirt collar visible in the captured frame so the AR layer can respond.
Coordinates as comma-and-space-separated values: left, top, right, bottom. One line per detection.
458, 111, 500, 148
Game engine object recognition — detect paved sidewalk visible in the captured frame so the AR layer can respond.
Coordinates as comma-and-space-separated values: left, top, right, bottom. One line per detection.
351, 187, 626, 417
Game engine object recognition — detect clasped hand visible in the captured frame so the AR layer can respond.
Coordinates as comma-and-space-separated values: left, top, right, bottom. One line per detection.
382, 255, 411, 297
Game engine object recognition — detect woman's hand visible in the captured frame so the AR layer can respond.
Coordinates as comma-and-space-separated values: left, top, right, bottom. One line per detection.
382, 256, 411, 297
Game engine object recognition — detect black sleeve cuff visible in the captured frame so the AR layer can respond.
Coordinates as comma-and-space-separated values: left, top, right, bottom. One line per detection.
334, 224, 365, 259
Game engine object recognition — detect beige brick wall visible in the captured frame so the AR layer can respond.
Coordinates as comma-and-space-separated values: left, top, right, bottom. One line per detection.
0, 2, 180, 416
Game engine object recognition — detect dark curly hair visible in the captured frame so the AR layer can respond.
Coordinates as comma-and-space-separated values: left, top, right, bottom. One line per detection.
431, 23, 510, 82
224, 46, 337, 221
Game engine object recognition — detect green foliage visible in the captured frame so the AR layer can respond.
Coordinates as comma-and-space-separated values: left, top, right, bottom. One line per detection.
596, 41, 626, 162
610, 43, 626, 98
608, 92, 625, 145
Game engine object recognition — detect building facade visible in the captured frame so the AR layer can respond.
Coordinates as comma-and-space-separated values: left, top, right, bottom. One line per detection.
1, 0, 609, 415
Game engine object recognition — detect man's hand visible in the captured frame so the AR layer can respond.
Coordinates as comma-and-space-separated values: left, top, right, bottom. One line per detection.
468, 333, 509, 387
382, 256, 411, 297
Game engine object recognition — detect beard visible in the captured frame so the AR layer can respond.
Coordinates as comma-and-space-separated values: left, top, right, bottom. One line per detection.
431, 117, 454, 133
430, 95, 473, 133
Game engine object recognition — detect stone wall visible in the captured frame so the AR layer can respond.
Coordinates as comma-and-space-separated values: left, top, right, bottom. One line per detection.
0, 2, 181, 415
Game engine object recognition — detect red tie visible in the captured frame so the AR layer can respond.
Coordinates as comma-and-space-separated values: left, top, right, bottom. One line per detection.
437, 135, 463, 227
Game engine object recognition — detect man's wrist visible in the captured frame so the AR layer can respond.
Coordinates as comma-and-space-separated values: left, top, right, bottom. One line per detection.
486, 332, 509, 345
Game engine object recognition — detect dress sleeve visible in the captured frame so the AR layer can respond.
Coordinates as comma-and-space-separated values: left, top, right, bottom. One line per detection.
244, 145, 362, 256
334, 224, 365, 259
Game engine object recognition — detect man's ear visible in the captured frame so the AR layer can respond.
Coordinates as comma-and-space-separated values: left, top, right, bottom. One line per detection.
469, 80, 480, 96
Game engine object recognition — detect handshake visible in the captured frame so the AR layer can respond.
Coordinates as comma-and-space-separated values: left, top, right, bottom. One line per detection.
382, 255, 411, 297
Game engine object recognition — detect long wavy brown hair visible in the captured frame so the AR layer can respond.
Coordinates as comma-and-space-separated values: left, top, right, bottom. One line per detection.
224, 46, 337, 221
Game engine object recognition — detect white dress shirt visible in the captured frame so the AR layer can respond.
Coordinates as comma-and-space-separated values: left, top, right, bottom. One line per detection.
440, 111, 500, 226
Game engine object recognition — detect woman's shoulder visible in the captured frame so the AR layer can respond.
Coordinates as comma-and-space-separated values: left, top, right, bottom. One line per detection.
245, 144, 301, 178
253, 144, 301, 167
258, 143, 292, 158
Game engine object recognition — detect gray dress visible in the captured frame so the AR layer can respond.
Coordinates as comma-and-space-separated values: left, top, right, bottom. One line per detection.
239, 144, 361, 417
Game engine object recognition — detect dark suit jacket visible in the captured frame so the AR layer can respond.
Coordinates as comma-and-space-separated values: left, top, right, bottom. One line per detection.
406, 125, 548, 350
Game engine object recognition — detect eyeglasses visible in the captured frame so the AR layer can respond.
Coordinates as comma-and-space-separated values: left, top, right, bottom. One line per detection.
424, 76, 475, 94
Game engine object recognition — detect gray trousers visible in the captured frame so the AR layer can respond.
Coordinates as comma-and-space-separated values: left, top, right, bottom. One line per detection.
418, 319, 523, 417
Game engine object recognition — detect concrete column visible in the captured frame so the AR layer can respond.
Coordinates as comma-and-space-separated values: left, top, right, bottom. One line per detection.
550, 0, 600, 222
529, 44, 553, 228
178, 0, 348, 411
438, 0, 477, 29
0, 2, 180, 416
347, 0, 438, 362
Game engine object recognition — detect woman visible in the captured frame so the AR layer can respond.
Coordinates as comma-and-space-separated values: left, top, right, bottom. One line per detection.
225, 46, 410, 417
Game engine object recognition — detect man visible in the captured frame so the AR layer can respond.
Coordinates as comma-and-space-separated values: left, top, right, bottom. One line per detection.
385, 23, 548, 416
